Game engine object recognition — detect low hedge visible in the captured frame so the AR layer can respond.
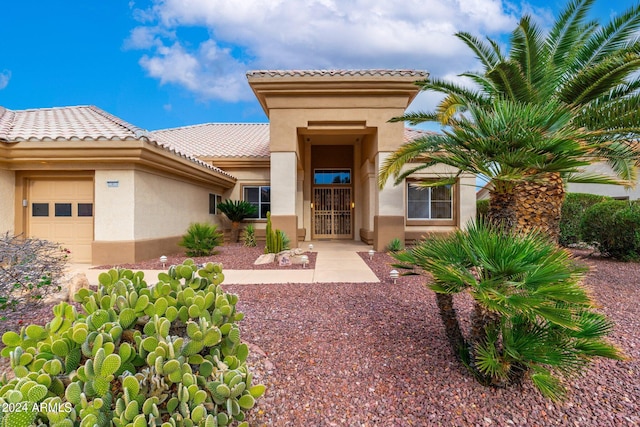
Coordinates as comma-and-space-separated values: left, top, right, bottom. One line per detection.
580, 200, 640, 260
559, 193, 611, 246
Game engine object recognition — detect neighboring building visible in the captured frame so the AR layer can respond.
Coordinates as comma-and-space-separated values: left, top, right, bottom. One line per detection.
566, 163, 640, 200
0, 69, 476, 265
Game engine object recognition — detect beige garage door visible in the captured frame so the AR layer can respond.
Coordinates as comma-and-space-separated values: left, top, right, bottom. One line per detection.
28, 179, 94, 263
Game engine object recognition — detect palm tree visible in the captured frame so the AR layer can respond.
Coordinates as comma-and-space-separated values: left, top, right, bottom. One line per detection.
381, 98, 614, 230
381, 0, 640, 240
394, 222, 625, 399
216, 200, 258, 242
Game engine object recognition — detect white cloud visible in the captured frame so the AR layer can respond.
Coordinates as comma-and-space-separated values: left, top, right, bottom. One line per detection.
129, 0, 539, 102
0, 70, 11, 90
139, 41, 251, 101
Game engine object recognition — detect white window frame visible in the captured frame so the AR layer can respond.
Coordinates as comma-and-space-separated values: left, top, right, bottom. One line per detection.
243, 185, 271, 220
406, 181, 455, 224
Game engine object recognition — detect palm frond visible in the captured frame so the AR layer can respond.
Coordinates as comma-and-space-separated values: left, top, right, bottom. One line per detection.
377, 135, 445, 188
530, 369, 566, 401
455, 31, 502, 69
563, 54, 640, 105
486, 61, 533, 102
578, 2, 640, 69
388, 111, 439, 125
563, 172, 635, 186
510, 15, 545, 92
547, 0, 596, 69
572, 340, 626, 360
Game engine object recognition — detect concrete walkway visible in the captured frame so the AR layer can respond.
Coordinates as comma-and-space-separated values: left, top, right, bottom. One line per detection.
72, 240, 380, 286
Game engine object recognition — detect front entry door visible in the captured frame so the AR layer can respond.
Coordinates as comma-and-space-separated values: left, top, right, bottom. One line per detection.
313, 187, 352, 239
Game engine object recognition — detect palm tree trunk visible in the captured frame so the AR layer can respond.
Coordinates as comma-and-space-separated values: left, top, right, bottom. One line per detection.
513, 172, 565, 243
434, 293, 468, 361
488, 189, 517, 231
231, 222, 240, 242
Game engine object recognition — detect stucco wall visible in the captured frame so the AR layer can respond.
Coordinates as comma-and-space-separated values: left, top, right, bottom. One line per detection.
223, 168, 270, 200
0, 169, 15, 233
94, 170, 136, 241
133, 170, 223, 240
94, 169, 224, 241
377, 152, 405, 216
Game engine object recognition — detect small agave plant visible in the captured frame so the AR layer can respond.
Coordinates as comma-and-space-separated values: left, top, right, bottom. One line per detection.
0, 260, 265, 427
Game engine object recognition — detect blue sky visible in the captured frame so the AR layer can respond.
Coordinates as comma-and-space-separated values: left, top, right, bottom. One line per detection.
1, 0, 637, 131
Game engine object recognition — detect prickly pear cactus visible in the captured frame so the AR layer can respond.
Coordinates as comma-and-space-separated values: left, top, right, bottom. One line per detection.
0, 260, 265, 426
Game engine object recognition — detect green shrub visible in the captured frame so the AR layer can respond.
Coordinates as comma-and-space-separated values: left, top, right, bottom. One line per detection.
386, 237, 403, 253
0, 260, 264, 426
242, 224, 256, 247
0, 232, 70, 310
476, 199, 489, 221
264, 212, 289, 254
580, 200, 640, 260
395, 221, 624, 400
559, 193, 610, 246
179, 223, 223, 257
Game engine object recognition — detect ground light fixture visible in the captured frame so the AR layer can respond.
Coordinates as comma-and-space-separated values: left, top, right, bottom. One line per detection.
368, 249, 375, 260
160, 255, 167, 268
300, 254, 309, 268
390, 269, 399, 284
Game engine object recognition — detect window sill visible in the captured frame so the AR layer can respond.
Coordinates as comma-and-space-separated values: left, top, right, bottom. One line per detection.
406, 219, 456, 226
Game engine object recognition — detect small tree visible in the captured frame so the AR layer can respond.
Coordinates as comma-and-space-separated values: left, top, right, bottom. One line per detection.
216, 200, 258, 242
0, 232, 69, 310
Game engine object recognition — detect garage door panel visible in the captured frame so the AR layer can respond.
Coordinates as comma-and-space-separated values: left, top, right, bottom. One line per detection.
28, 179, 94, 263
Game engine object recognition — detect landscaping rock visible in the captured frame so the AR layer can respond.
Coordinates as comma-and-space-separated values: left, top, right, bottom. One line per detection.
254, 253, 276, 265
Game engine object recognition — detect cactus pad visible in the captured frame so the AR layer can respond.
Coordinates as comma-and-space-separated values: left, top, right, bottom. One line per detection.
0, 260, 263, 426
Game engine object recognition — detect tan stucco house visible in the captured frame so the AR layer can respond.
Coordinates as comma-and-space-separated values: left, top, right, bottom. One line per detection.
0, 69, 476, 265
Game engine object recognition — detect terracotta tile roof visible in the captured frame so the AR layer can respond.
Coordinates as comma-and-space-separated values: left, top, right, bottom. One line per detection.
0, 105, 234, 180
0, 105, 146, 142
404, 127, 437, 142
247, 69, 429, 79
151, 124, 431, 158
150, 123, 270, 158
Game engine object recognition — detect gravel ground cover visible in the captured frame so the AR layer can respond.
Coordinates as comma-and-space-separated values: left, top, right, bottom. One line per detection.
0, 248, 638, 426
229, 250, 640, 427
92, 243, 318, 271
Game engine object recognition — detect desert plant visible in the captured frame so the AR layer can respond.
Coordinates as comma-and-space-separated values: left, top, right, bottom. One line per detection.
393, 221, 625, 400
264, 212, 289, 254
380, 0, 640, 242
0, 259, 265, 426
216, 201, 258, 242
581, 200, 640, 260
386, 238, 403, 253
559, 193, 611, 246
242, 224, 256, 248
178, 223, 223, 257
0, 232, 70, 310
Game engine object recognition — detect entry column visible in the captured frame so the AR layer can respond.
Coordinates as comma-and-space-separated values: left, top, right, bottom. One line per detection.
374, 152, 405, 251
270, 152, 298, 244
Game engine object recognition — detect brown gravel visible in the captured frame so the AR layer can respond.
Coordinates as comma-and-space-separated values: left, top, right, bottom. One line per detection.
229, 250, 640, 427
92, 243, 317, 271
1, 248, 638, 426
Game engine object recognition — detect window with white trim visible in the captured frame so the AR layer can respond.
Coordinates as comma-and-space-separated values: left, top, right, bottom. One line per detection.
209, 194, 222, 215
243, 186, 270, 219
407, 182, 453, 220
